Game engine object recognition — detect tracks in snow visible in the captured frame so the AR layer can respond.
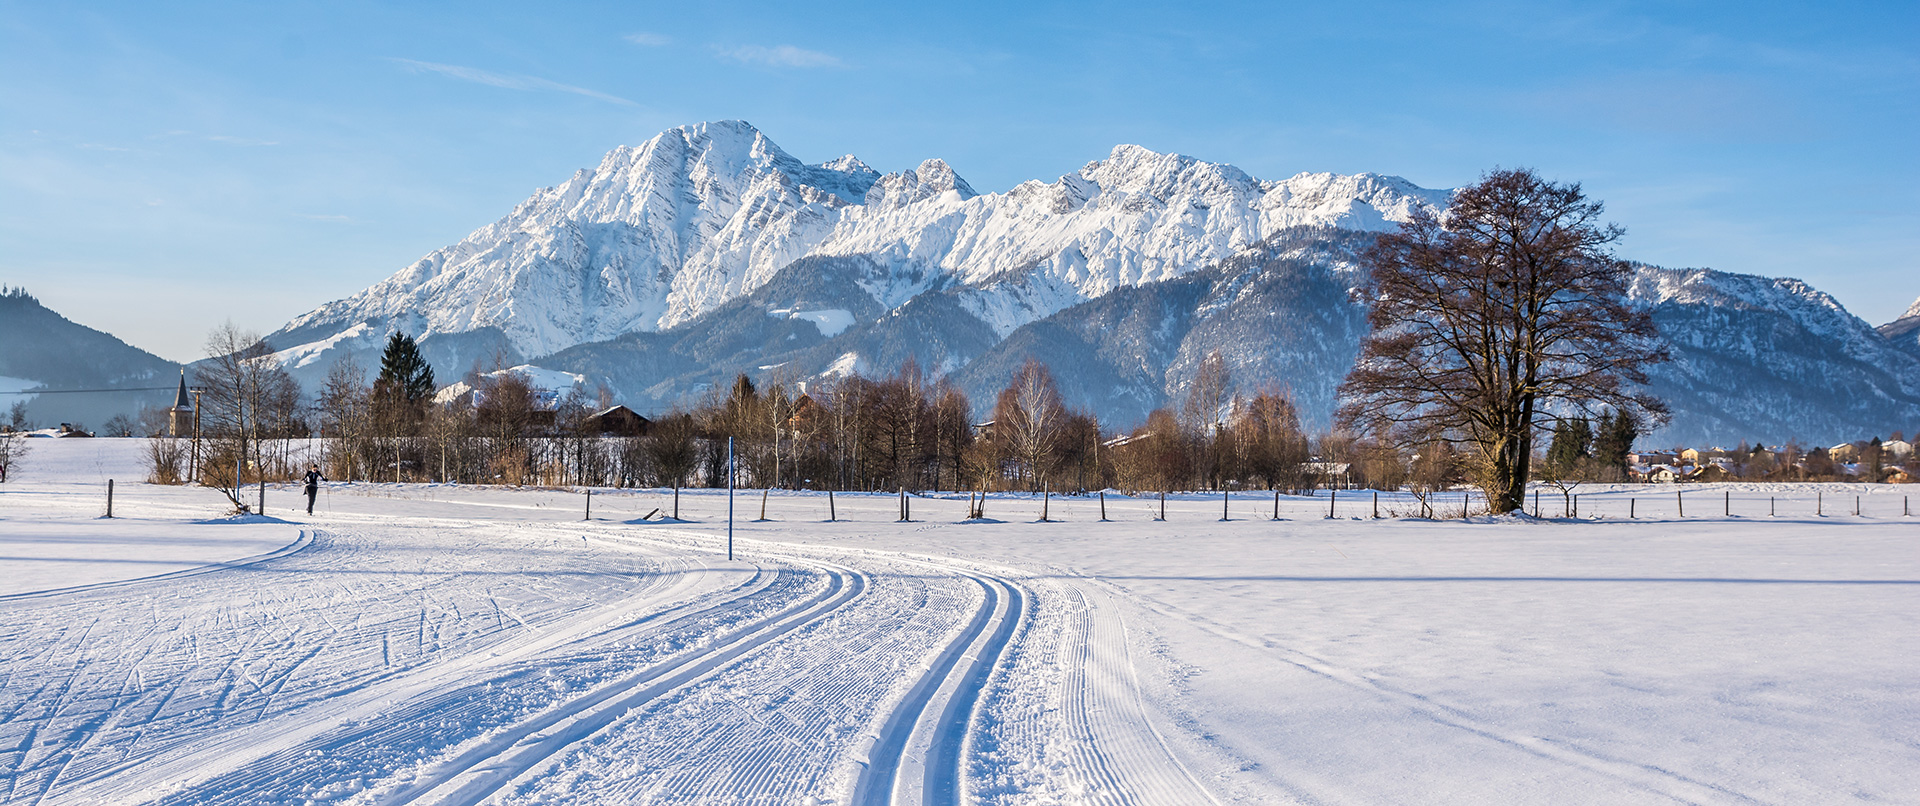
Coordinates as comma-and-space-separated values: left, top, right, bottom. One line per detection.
385, 558, 867, 805
3, 514, 1213, 806
853, 570, 1025, 806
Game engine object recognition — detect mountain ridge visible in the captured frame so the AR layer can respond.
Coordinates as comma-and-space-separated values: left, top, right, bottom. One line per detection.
262, 120, 1448, 389
234, 121, 1919, 445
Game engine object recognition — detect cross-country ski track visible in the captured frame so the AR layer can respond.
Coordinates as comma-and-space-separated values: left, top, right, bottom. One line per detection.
7, 442, 1919, 803
1, 501, 1191, 805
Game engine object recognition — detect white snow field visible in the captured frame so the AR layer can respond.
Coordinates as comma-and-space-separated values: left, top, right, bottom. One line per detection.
2, 441, 1916, 805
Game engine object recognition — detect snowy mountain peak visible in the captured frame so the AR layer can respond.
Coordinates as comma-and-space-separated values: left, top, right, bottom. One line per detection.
866, 158, 978, 209
1903, 295, 1920, 321
266, 121, 1452, 390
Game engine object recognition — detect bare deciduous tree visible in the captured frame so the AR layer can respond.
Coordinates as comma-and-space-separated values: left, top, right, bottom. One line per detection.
1337, 168, 1668, 513
0, 431, 29, 483
196, 323, 302, 511
994, 358, 1068, 491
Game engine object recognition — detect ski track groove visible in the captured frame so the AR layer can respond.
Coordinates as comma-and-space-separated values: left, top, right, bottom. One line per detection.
2, 512, 1222, 806
138, 562, 799, 805
1, 523, 688, 806
417, 561, 871, 806
1084, 576, 1762, 806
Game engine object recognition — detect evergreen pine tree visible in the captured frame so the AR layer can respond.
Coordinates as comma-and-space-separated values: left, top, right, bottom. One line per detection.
376, 332, 436, 405
1545, 417, 1592, 472
1591, 409, 1639, 475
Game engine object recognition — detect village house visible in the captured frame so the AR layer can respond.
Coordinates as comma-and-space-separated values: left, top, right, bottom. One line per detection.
1679, 447, 1730, 465
582, 405, 650, 436
1641, 464, 1682, 483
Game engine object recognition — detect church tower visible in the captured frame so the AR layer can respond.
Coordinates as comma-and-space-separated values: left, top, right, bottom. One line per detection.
167, 368, 194, 438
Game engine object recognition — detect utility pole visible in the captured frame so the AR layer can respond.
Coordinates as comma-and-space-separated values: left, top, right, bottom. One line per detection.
190, 389, 203, 483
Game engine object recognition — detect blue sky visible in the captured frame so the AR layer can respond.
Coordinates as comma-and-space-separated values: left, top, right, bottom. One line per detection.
3, 1, 1915, 362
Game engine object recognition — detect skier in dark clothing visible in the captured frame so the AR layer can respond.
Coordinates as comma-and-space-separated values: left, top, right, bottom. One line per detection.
302, 465, 324, 515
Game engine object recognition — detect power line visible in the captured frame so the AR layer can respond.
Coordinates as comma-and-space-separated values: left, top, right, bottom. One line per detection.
0, 386, 186, 395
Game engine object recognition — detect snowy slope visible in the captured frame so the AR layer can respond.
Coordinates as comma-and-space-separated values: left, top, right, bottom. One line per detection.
544, 229, 1920, 443
261, 121, 1446, 388
1627, 268, 1920, 444
1876, 294, 1920, 360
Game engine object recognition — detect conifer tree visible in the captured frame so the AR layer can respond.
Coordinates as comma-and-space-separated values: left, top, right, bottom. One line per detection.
376, 332, 436, 405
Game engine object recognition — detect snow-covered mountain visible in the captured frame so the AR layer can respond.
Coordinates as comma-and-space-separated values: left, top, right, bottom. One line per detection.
1628, 269, 1920, 445
263, 120, 1446, 389
1877, 295, 1920, 361
260, 121, 1920, 445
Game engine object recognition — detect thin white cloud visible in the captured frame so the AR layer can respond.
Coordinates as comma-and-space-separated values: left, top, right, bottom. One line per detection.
714, 44, 844, 69
623, 32, 670, 46
387, 58, 637, 106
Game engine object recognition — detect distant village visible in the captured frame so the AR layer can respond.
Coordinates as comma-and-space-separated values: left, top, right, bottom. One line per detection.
1628, 438, 1915, 484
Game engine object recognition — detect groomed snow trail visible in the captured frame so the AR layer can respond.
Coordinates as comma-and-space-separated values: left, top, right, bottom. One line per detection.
1, 521, 713, 806
1, 496, 1212, 806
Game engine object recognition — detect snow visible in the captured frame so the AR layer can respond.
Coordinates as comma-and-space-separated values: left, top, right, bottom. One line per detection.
267, 121, 1448, 374
267, 321, 371, 369
823, 350, 862, 378
434, 364, 587, 404
767, 307, 856, 337
4, 438, 1916, 803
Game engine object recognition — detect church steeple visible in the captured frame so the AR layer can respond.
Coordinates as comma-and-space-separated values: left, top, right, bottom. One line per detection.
168, 368, 194, 438
172, 368, 192, 410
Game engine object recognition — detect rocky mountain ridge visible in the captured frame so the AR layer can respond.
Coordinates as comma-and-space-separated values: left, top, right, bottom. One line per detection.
262, 120, 1447, 387
241, 121, 1918, 445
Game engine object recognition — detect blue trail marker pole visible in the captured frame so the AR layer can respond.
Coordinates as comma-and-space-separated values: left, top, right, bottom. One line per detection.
727, 437, 735, 561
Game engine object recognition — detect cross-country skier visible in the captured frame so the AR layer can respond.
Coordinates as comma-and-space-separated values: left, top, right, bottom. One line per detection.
302, 465, 325, 515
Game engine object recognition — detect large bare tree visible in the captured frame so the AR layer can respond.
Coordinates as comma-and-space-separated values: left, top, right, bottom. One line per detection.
1336, 169, 1668, 513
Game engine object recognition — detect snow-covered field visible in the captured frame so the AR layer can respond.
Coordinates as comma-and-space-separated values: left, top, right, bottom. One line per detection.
2, 440, 1915, 804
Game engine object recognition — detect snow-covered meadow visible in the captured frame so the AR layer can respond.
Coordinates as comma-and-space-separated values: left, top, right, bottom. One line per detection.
2, 439, 1915, 804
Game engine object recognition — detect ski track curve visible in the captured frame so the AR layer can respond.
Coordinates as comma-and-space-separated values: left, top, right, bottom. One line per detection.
4, 511, 1235, 806
0, 522, 707, 806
